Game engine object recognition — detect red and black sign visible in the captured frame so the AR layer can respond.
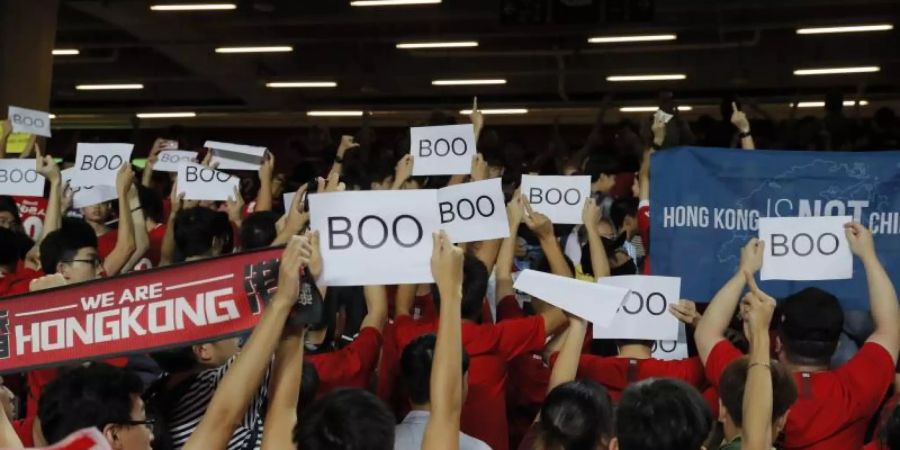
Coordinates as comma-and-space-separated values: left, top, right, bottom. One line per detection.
0, 247, 283, 373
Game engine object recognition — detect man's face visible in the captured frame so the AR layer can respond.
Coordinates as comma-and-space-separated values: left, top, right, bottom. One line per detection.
59, 247, 102, 283
81, 202, 111, 223
0, 211, 16, 230
110, 395, 154, 450
198, 337, 241, 367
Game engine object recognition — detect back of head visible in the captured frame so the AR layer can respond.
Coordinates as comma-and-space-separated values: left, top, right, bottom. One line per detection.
616, 378, 712, 450
39, 364, 143, 444
718, 356, 797, 427
174, 207, 232, 258
776, 287, 843, 366
294, 388, 395, 450
40, 218, 98, 274
584, 154, 620, 183
538, 380, 614, 450
136, 184, 164, 224
401, 334, 470, 406
432, 254, 488, 322
300, 361, 320, 411
885, 401, 900, 450
0, 226, 33, 267
240, 211, 279, 250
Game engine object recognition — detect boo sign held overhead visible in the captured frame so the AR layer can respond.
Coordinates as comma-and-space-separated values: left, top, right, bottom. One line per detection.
410, 124, 477, 176
650, 147, 900, 310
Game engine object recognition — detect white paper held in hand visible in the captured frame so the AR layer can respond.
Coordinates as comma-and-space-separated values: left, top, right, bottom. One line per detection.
410, 124, 476, 176
651, 323, 690, 361
62, 167, 118, 209
593, 275, 681, 341
519, 175, 591, 224
758, 215, 853, 281
309, 189, 440, 286
204, 140, 267, 171
177, 163, 239, 201
437, 178, 509, 243
513, 269, 630, 327
71, 143, 133, 187
0, 159, 45, 197
153, 150, 198, 172
8, 105, 52, 137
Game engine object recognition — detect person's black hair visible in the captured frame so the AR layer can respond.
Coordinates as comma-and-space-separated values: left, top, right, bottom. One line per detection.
174, 207, 232, 258
538, 379, 614, 450
40, 218, 98, 274
884, 400, 900, 450
0, 196, 22, 227
149, 346, 198, 374
299, 361, 320, 412
0, 226, 33, 267
535, 253, 576, 278
776, 287, 844, 366
400, 334, 471, 405
616, 378, 712, 450
294, 388, 395, 450
39, 364, 144, 444
240, 211, 279, 250
432, 254, 488, 322
136, 184, 164, 224
610, 197, 639, 231
583, 154, 620, 183
718, 356, 797, 427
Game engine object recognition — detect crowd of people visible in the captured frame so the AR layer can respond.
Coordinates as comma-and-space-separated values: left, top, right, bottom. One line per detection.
0, 92, 897, 450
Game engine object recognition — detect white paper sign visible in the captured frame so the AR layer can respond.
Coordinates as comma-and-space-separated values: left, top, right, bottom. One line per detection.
0, 160, 44, 197
205, 140, 267, 171
8, 106, 51, 137
153, 150, 198, 172
513, 269, 630, 327
593, 275, 681, 341
520, 175, 591, 225
437, 179, 509, 243
177, 163, 239, 201
410, 124, 476, 176
651, 324, 690, 361
72, 143, 133, 187
758, 215, 853, 281
62, 168, 118, 209
309, 190, 441, 286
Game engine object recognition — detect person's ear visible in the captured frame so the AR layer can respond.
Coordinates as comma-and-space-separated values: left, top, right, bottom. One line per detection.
211, 236, 224, 255
103, 424, 122, 449
193, 344, 212, 364
774, 335, 784, 355
718, 398, 727, 423
775, 411, 790, 434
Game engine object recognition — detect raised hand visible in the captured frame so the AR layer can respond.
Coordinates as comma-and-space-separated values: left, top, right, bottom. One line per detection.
582, 198, 600, 228
284, 184, 310, 231
739, 238, 765, 275
35, 144, 60, 184
470, 97, 484, 138
316, 170, 346, 193
731, 102, 751, 134
258, 151, 275, 181
277, 236, 309, 303
741, 271, 776, 342
506, 190, 524, 228
431, 230, 464, 298
471, 153, 489, 182
337, 135, 360, 159
226, 186, 245, 224
651, 116, 667, 146
115, 163, 135, 197
169, 180, 186, 216
669, 299, 702, 327
523, 198, 554, 240
845, 222, 876, 261
394, 154, 414, 189
302, 230, 322, 281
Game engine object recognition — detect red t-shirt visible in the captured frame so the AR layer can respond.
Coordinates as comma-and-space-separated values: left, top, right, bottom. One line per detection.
393, 314, 547, 450
307, 327, 383, 398
4, 267, 44, 297
637, 201, 650, 274
12, 416, 36, 447
705, 340, 894, 450
97, 229, 118, 260
572, 354, 706, 403
134, 223, 167, 271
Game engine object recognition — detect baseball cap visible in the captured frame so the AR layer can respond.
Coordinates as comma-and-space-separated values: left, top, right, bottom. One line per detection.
776, 287, 844, 343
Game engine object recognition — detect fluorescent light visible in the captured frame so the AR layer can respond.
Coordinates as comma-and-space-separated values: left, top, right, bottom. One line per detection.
351, 0, 441, 6
432, 79, 507, 86
459, 108, 528, 115
52, 48, 80, 56
136, 112, 197, 119
797, 24, 893, 34
307, 111, 364, 117
794, 66, 880, 75
76, 83, 144, 90
266, 81, 338, 88
620, 106, 692, 113
607, 74, 686, 82
150, 3, 236, 10
397, 41, 478, 49
215, 46, 293, 54
793, 100, 869, 108
588, 34, 677, 44
48, 114, 57, 119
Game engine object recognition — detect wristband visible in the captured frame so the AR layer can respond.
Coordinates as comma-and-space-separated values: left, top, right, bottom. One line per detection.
131, 206, 142, 212
334, 155, 344, 164
739, 131, 752, 139
748, 362, 770, 371
651, 142, 663, 151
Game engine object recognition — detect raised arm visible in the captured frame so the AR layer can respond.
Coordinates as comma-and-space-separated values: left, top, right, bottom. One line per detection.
102, 165, 137, 276
272, 185, 309, 246
260, 327, 306, 450
846, 223, 900, 361
361, 283, 388, 333
547, 316, 587, 393
142, 138, 165, 188
523, 200, 572, 278
639, 148, 652, 202
391, 155, 413, 190
184, 236, 308, 450
471, 97, 484, 143
695, 238, 763, 363
582, 199, 610, 279
159, 182, 184, 267
34, 145, 62, 243
121, 183, 149, 273
496, 193, 524, 300
423, 231, 464, 450
732, 102, 756, 150
254, 152, 275, 212
742, 272, 777, 450
329, 135, 359, 180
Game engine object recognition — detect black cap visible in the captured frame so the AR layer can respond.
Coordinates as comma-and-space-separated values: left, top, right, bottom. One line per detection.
776, 287, 844, 343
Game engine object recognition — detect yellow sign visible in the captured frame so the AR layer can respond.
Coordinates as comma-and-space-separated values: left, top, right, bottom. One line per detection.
0, 122, 32, 154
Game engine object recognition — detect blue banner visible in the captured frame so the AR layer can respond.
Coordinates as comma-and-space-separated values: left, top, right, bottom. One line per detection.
650, 147, 900, 310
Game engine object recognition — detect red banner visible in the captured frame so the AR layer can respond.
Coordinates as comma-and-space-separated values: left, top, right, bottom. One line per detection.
32, 428, 111, 450
0, 247, 283, 373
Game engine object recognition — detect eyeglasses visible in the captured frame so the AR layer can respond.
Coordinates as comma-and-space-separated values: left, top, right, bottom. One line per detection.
117, 418, 157, 428
63, 256, 102, 268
